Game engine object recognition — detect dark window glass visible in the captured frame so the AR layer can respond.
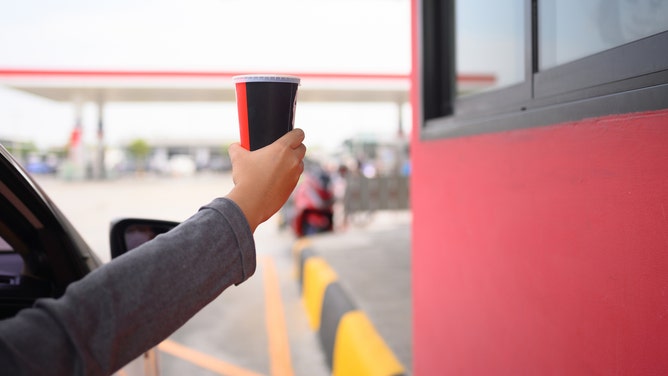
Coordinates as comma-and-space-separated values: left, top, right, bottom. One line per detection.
540, 0, 668, 70
456, 0, 525, 96
0, 236, 12, 251
422, 0, 668, 138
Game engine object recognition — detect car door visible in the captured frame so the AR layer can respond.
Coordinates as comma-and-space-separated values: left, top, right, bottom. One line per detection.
0, 145, 158, 375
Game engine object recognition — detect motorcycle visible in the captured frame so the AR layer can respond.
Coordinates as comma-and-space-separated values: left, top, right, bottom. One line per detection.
281, 163, 335, 237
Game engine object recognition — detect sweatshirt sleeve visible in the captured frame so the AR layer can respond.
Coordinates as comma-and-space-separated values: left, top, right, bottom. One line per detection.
0, 197, 255, 376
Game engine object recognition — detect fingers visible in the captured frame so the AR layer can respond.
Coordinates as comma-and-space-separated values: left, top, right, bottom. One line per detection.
287, 129, 306, 161
276, 129, 306, 165
294, 142, 307, 160
279, 128, 305, 148
290, 131, 307, 171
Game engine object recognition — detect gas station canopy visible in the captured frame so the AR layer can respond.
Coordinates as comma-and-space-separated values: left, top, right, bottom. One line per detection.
0, 69, 413, 104
0, 68, 493, 179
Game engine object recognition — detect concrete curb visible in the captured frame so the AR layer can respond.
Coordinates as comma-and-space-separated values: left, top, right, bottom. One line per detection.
293, 239, 406, 376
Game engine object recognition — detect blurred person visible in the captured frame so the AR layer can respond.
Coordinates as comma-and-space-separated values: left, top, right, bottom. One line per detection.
331, 164, 350, 230
290, 160, 335, 237
0, 129, 307, 376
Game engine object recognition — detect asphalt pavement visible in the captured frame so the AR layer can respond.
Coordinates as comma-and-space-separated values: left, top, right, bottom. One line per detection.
34, 174, 412, 375
34, 174, 331, 376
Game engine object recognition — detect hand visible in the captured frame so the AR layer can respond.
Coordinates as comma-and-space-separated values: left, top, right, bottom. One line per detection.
225, 129, 306, 232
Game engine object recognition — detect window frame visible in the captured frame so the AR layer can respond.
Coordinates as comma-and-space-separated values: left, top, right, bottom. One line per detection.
420, 0, 668, 140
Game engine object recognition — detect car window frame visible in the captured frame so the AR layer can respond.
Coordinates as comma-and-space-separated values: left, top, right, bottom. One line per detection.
0, 146, 100, 292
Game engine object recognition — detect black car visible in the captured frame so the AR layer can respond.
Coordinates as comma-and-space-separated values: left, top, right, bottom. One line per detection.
0, 145, 101, 319
0, 144, 172, 375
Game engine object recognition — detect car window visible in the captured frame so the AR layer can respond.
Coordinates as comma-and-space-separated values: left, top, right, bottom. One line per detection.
0, 233, 22, 276
0, 235, 12, 251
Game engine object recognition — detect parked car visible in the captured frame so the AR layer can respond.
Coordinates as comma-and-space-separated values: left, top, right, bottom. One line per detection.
0, 144, 174, 375
167, 154, 196, 177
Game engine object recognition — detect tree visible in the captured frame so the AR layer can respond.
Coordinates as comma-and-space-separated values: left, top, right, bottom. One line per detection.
127, 139, 151, 173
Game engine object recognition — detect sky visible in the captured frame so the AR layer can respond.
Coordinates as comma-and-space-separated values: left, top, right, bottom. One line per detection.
0, 0, 411, 152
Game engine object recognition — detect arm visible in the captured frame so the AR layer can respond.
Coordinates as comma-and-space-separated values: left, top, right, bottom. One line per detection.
0, 198, 254, 375
0, 129, 306, 375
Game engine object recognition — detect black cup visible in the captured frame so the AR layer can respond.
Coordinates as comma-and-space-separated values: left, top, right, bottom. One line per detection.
233, 75, 300, 151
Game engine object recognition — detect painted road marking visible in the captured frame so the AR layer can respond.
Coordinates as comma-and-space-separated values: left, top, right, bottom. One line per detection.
158, 339, 263, 376
262, 255, 295, 376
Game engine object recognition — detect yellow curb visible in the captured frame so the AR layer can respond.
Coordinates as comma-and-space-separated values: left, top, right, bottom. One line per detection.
333, 311, 405, 376
292, 238, 312, 279
292, 238, 312, 258
301, 256, 338, 330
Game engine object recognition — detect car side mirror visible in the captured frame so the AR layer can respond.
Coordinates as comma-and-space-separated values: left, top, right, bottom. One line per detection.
109, 218, 179, 259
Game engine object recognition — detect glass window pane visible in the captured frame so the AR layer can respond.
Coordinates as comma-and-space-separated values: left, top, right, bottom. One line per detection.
0, 236, 12, 251
540, 0, 668, 70
456, 0, 525, 97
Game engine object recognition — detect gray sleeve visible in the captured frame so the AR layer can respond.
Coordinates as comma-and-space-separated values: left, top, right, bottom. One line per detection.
0, 197, 256, 376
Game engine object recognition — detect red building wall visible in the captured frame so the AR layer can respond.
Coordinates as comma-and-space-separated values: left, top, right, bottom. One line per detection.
411, 110, 668, 374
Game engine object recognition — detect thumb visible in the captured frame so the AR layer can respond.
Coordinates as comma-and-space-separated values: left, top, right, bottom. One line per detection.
227, 142, 247, 162
227, 143, 249, 185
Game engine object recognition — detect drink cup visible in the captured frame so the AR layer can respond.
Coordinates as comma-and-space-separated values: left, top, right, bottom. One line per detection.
233, 74, 300, 151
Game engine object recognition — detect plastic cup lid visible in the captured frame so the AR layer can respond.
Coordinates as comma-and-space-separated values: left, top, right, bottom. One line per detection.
232, 74, 301, 84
